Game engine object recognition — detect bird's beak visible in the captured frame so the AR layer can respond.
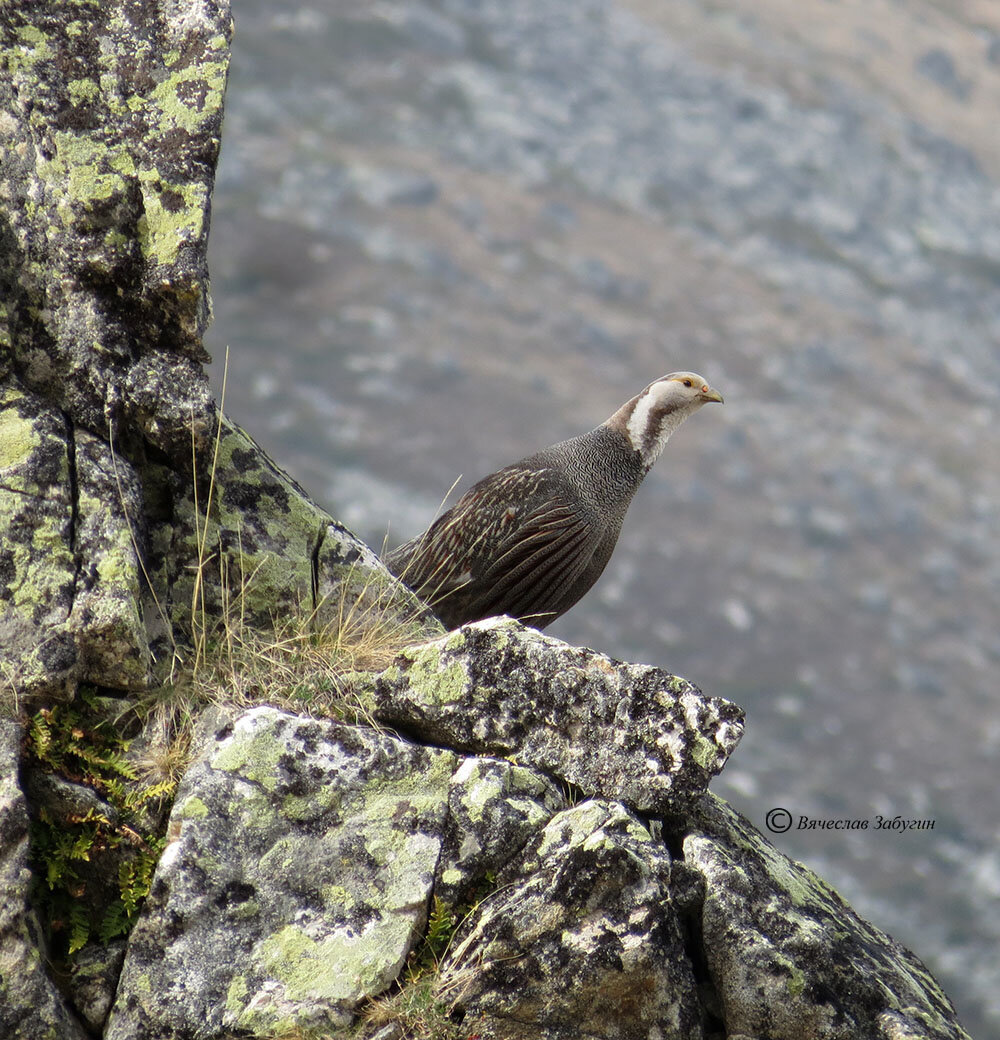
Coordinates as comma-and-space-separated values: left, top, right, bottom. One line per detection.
700, 385, 724, 404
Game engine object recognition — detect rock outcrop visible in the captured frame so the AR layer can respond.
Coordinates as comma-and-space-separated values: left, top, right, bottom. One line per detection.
373, 617, 744, 817
0, 2, 972, 1040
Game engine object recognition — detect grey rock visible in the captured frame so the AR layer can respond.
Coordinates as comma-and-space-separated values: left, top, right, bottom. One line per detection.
0, 0, 228, 462
0, 387, 154, 703
373, 617, 745, 815
443, 799, 702, 1039
438, 756, 565, 902
368, 1024, 405, 1040
64, 940, 127, 1033
0, 718, 90, 1040
0, 386, 79, 702
684, 793, 970, 1040
23, 771, 120, 828
105, 707, 459, 1039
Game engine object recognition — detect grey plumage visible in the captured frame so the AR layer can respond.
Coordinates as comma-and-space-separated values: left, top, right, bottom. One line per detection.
386, 372, 723, 630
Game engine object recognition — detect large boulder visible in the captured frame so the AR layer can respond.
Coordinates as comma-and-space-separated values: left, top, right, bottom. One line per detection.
106, 707, 461, 1038
444, 799, 703, 1040
685, 794, 967, 1040
373, 617, 745, 816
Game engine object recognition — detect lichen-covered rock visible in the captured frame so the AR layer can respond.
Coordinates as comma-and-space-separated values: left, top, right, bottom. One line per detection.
438, 756, 565, 903
104, 707, 459, 1039
373, 617, 744, 816
0, 0, 230, 459
68, 427, 151, 688
0, 385, 151, 700
0, 717, 90, 1040
444, 799, 703, 1040
146, 415, 433, 644
63, 939, 127, 1034
684, 793, 971, 1040
0, 386, 79, 700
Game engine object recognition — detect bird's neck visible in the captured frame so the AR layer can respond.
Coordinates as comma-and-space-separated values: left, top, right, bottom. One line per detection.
605, 396, 695, 471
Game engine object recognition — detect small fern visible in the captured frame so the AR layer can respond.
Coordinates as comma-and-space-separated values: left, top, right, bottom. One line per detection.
24, 690, 178, 958
67, 901, 92, 955
424, 896, 456, 965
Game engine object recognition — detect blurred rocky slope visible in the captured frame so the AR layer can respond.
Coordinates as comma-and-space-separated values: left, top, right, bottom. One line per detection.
206, 1, 1000, 1034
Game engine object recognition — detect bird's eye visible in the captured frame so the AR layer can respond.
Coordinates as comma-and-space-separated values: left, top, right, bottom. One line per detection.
683, 379, 692, 387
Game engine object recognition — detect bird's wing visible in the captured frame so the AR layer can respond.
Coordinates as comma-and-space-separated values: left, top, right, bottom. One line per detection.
387, 465, 601, 626
470, 495, 601, 624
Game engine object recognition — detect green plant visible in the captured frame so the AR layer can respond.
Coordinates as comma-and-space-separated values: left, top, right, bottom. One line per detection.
358, 883, 511, 1040
24, 689, 174, 955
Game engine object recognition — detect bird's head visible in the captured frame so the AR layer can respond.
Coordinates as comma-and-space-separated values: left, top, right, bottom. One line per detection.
609, 371, 724, 469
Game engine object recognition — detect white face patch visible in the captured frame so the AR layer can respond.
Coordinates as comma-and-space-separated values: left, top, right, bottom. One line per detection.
625, 381, 700, 466
626, 384, 665, 452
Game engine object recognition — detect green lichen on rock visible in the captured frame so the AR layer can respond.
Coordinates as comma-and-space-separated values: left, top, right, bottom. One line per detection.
0, 387, 78, 699
156, 415, 423, 647
446, 799, 702, 1039
374, 617, 744, 815
685, 793, 971, 1040
68, 429, 151, 689
0, 388, 43, 470
105, 708, 457, 1039
136, 175, 208, 267
397, 641, 472, 706
178, 795, 208, 820
1, 0, 232, 454
210, 715, 288, 790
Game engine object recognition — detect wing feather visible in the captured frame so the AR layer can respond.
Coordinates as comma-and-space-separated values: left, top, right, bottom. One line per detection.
385, 465, 603, 627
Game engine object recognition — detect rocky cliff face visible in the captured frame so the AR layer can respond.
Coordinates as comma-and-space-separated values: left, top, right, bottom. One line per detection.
0, 2, 973, 1039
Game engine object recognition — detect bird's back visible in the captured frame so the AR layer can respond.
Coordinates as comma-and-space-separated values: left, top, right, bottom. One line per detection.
386, 426, 643, 629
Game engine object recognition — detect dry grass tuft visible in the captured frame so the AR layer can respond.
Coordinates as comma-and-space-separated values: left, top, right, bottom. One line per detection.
116, 351, 439, 784
190, 556, 436, 722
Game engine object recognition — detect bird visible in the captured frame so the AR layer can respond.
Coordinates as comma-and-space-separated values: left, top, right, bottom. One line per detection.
385, 372, 723, 630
